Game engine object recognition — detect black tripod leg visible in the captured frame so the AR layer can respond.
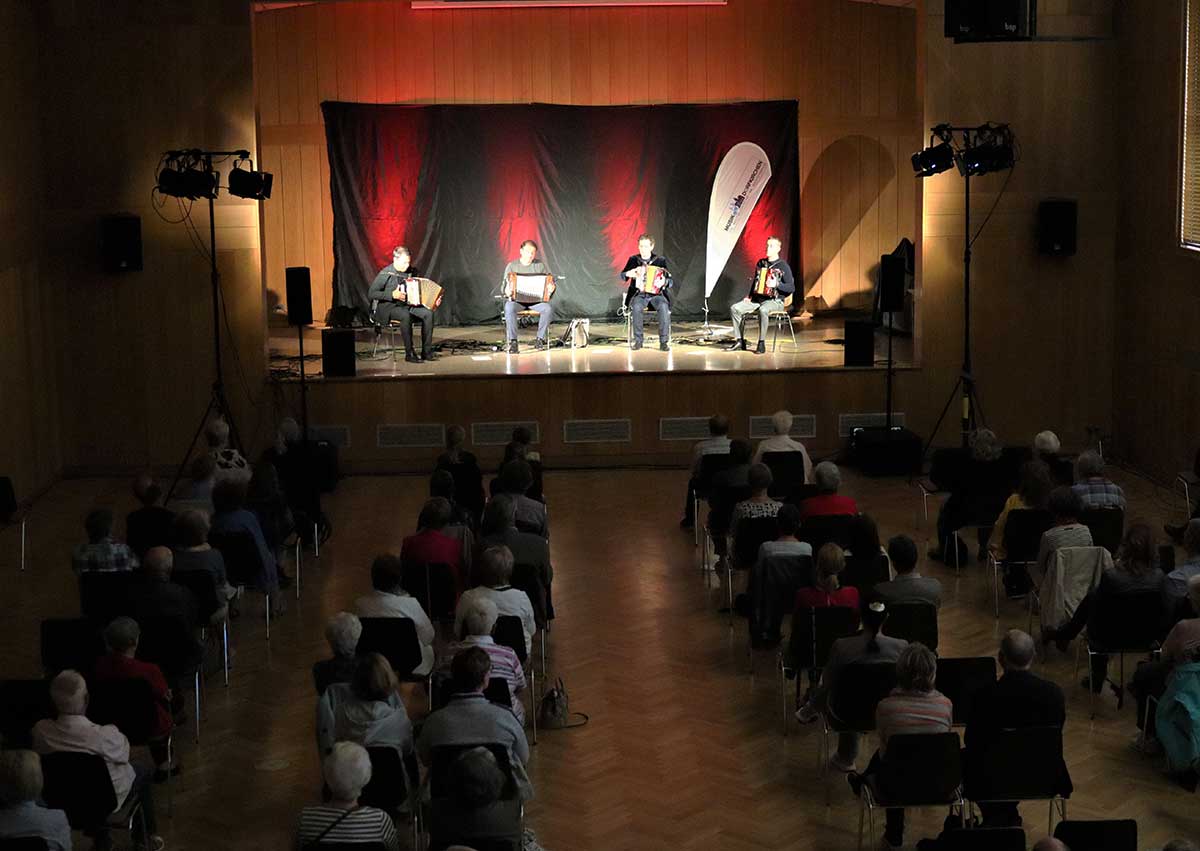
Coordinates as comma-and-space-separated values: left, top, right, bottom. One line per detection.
211, 382, 243, 454
166, 393, 220, 502
922, 376, 964, 460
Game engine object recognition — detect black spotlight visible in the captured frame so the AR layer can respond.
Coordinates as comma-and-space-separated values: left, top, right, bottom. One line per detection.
228, 165, 274, 200
157, 158, 217, 200
911, 142, 955, 177
156, 164, 190, 198
960, 141, 1015, 176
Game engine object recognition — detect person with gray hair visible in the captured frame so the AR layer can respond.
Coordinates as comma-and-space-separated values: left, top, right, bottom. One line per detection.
456, 545, 536, 655
1032, 840, 1068, 851
752, 409, 814, 483
312, 612, 363, 695
72, 508, 138, 574
0, 749, 72, 850
443, 597, 527, 725
1071, 449, 1126, 510
930, 428, 1011, 564
295, 741, 399, 850
799, 461, 858, 520
205, 417, 250, 485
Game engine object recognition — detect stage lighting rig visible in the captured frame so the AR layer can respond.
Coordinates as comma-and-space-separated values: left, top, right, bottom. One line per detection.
228, 152, 274, 200
156, 150, 219, 200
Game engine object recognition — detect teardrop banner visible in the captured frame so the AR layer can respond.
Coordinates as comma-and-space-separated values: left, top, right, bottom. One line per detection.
704, 141, 773, 298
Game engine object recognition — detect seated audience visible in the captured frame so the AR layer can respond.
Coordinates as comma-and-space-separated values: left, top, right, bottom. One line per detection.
401, 497, 467, 594
989, 460, 1054, 561
1150, 647, 1200, 779
0, 749, 72, 851
1163, 840, 1200, 851
1133, 574, 1200, 749
443, 598, 527, 725
209, 478, 283, 594
33, 670, 162, 850
205, 417, 250, 485
965, 630, 1070, 827
1034, 429, 1074, 486
456, 545, 536, 656
730, 463, 783, 536
313, 612, 363, 696
1071, 449, 1126, 511
503, 425, 544, 502
169, 453, 217, 513
930, 428, 1009, 562
246, 462, 295, 556
478, 495, 553, 604
843, 513, 885, 562
317, 652, 413, 760
262, 416, 322, 542
436, 424, 486, 524
1033, 840, 1069, 851
171, 509, 236, 615
125, 472, 176, 560
93, 617, 176, 780
72, 508, 138, 574
873, 535, 942, 609
756, 504, 812, 564
494, 460, 548, 539
681, 413, 732, 529
417, 647, 532, 802
354, 555, 435, 676
295, 741, 399, 851
798, 462, 858, 520
440, 746, 516, 840
847, 643, 951, 850
432, 468, 476, 531
795, 543, 860, 625
1034, 486, 1094, 579
127, 548, 203, 706
752, 410, 814, 483
1164, 519, 1200, 614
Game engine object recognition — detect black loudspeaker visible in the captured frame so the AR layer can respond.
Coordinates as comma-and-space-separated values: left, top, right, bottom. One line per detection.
945, 0, 1033, 42
850, 427, 923, 477
286, 267, 314, 326
878, 254, 907, 312
100, 214, 142, 273
321, 328, 356, 377
844, 320, 875, 367
0, 476, 17, 521
1038, 199, 1077, 256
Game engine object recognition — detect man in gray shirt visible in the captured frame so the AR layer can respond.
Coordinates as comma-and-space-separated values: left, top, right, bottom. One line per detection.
873, 534, 942, 608
501, 239, 555, 353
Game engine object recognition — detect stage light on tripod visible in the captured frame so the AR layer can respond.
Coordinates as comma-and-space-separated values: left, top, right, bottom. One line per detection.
960, 140, 1014, 176
228, 163, 273, 200
911, 142, 955, 178
156, 155, 218, 200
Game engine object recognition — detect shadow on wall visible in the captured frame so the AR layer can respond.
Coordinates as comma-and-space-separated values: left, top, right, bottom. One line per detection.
800, 135, 896, 313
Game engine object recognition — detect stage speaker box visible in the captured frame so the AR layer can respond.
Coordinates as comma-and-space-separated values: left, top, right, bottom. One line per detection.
100, 214, 142, 273
286, 266, 314, 326
945, 0, 1033, 42
844, 320, 875, 367
321, 328, 356, 377
1038, 199, 1077, 256
850, 427, 923, 477
878, 254, 907, 312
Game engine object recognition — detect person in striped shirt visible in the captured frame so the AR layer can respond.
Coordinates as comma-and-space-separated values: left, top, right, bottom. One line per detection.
294, 741, 398, 850
848, 642, 952, 850
442, 598, 527, 725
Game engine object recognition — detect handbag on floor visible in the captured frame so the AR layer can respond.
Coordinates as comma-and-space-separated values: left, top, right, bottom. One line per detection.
537, 677, 588, 730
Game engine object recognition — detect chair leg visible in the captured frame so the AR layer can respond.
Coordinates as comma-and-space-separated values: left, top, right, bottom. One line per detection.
857, 796, 865, 851
20, 517, 27, 571
693, 495, 700, 549
222, 620, 229, 687
295, 538, 302, 600
265, 593, 271, 641
952, 529, 962, 573
166, 734, 173, 816
1118, 653, 1126, 710
771, 316, 779, 353
530, 666, 537, 746
540, 630, 547, 682
193, 671, 201, 744
990, 555, 1000, 618
313, 521, 320, 558
787, 316, 797, 349
780, 662, 789, 737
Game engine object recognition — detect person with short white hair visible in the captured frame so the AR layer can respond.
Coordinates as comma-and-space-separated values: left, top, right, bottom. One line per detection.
443, 597, 527, 725
0, 749, 72, 850
799, 462, 858, 520
1034, 430, 1060, 457
752, 409, 814, 483
313, 611, 363, 695
294, 741, 399, 850
205, 417, 250, 485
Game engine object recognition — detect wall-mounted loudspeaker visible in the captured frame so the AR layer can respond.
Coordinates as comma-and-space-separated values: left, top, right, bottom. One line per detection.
945, 0, 1034, 43
100, 214, 142, 273
1038, 199, 1077, 257
285, 266, 314, 326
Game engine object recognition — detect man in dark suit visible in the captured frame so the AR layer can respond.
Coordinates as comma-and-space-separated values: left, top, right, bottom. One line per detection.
128, 547, 203, 714
965, 629, 1071, 826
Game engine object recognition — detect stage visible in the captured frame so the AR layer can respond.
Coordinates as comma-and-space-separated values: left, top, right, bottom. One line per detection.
267, 314, 915, 381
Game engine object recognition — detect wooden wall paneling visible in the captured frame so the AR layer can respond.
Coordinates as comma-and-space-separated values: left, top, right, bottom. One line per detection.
761, 0, 789, 102
704, 5, 726, 104
481, 10, 508, 103
372, 2, 397, 104
859, 3, 880, 118
529, 11, 553, 103
256, 10, 281, 127
299, 144, 328, 320
588, 9, 610, 106
452, 11, 475, 103
295, 5, 321, 124
334, 2, 360, 103
876, 134, 899, 266
686, 7, 706, 101
841, 135, 864, 309
279, 146, 307, 280
839, 1, 862, 119
568, 9, 591, 106
549, 11, 572, 104
275, 8, 300, 124
741, 0, 766, 104
798, 135, 822, 301
877, 6, 900, 119
607, 10, 631, 105
858, 134, 881, 308
261, 143, 286, 309
355, 3, 378, 103
410, 10, 438, 102
665, 7, 688, 103
315, 3, 339, 106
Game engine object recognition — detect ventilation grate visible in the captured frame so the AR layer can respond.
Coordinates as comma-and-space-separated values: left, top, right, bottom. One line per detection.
749, 415, 817, 440
377, 423, 446, 449
472, 421, 541, 446
658, 417, 713, 442
309, 425, 351, 448
563, 418, 632, 444
838, 413, 906, 438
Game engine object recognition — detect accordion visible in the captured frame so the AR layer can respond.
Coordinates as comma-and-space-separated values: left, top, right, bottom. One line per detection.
753, 266, 783, 298
507, 272, 555, 304
633, 265, 668, 295
396, 276, 443, 310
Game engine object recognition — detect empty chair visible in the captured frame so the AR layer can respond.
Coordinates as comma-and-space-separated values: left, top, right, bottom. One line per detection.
39, 619, 103, 678
0, 680, 53, 749
934, 657, 998, 726
761, 451, 809, 502
858, 732, 964, 851
1081, 507, 1125, 555
78, 572, 135, 624
779, 605, 859, 734
883, 601, 939, 652
1053, 818, 1137, 851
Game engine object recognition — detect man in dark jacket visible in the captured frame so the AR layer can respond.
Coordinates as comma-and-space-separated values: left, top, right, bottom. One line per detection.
368, 245, 437, 363
620, 233, 674, 351
727, 235, 796, 354
128, 547, 204, 712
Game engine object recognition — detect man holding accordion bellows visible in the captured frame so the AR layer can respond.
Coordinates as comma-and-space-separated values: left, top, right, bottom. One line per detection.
368, 245, 440, 363
621, 233, 674, 351
727, 235, 795, 355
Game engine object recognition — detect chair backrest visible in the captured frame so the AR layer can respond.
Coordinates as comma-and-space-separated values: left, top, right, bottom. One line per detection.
171, 567, 223, 623
39, 618, 104, 678
929, 447, 971, 492
828, 661, 898, 731
761, 452, 807, 500
1080, 507, 1124, 555
840, 552, 890, 594
883, 601, 939, 651
78, 571, 135, 624
429, 743, 516, 800
88, 676, 160, 745
0, 476, 17, 520
732, 515, 781, 569
1088, 587, 1165, 651
357, 617, 423, 677
934, 657, 997, 726
971, 725, 1066, 801
0, 679, 53, 749
401, 561, 457, 622
876, 732, 963, 805
1001, 509, 1054, 563
136, 614, 202, 677
492, 615, 528, 664
39, 751, 118, 828
786, 606, 859, 670
209, 529, 266, 590
708, 484, 752, 534
358, 745, 412, 813
696, 452, 733, 494
798, 513, 855, 554
483, 677, 513, 708
0, 837, 52, 851
939, 827, 1026, 851
1053, 819, 1137, 851
510, 563, 548, 628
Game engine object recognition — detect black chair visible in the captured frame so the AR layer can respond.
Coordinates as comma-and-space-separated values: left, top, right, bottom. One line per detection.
1053, 818, 1137, 851
693, 452, 733, 547
883, 601, 939, 652
798, 513, 856, 555
939, 827, 1026, 850
309, 844, 390, 851
360, 746, 420, 849
494, 614, 536, 742
78, 571, 135, 624
0, 839, 51, 851
511, 563, 550, 679
987, 508, 1053, 617
172, 567, 230, 686
428, 743, 523, 851
401, 560, 458, 625
840, 552, 890, 596
705, 483, 752, 569
39, 618, 104, 677
748, 553, 813, 650
934, 657, 997, 726
1076, 588, 1164, 716
39, 751, 148, 842
0, 475, 28, 573
89, 677, 174, 813
732, 515, 780, 571
137, 614, 203, 743
210, 529, 273, 639
0, 679, 53, 749
761, 451, 808, 501
1081, 507, 1125, 555
779, 605, 858, 734
966, 726, 1070, 834
859, 732, 964, 851
820, 662, 897, 785
357, 617, 424, 677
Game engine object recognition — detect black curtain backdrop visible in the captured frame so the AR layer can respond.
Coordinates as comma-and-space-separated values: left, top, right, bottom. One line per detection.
323, 100, 798, 324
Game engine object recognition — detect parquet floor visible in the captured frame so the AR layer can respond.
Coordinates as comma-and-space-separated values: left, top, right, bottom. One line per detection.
1, 466, 1198, 850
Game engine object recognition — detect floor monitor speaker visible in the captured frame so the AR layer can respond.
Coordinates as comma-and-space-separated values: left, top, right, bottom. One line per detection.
321, 328, 356, 377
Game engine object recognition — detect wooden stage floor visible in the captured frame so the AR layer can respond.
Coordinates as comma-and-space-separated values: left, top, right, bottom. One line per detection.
2, 466, 1197, 850
268, 316, 915, 380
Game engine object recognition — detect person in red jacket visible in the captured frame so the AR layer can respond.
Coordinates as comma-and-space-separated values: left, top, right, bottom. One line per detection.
798, 462, 859, 520
401, 498, 466, 595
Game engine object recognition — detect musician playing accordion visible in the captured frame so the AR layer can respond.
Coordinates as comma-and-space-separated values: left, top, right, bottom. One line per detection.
727, 235, 795, 354
620, 234, 674, 351
500, 239, 555, 353
368, 245, 438, 363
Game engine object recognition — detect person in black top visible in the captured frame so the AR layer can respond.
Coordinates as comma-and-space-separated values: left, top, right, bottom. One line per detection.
126, 472, 176, 559
367, 246, 438, 363
620, 234, 674, 351
727, 235, 796, 354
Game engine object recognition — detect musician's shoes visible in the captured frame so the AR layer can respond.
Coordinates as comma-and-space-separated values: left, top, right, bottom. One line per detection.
631, 341, 643, 351
404, 353, 422, 364
533, 338, 549, 351
754, 340, 766, 354
422, 351, 437, 361
726, 339, 746, 351
659, 341, 671, 351
507, 341, 519, 354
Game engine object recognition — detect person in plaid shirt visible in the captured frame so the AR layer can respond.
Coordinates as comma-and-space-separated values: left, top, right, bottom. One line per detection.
71, 508, 138, 573
1071, 450, 1126, 510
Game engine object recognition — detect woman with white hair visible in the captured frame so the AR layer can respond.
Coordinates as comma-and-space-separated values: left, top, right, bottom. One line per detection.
752, 409, 813, 483
205, 417, 251, 486
0, 749, 72, 850
313, 612, 363, 695
294, 741, 399, 850
443, 598, 527, 725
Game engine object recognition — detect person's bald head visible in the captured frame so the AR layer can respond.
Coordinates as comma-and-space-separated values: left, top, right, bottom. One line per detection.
1032, 839, 1069, 851
999, 629, 1036, 672
143, 546, 173, 581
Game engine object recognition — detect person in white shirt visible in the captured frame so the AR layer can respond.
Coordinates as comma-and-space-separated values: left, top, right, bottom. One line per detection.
455, 545, 536, 656
752, 410, 813, 483
353, 555, 436, 676
682, 414, 732, 529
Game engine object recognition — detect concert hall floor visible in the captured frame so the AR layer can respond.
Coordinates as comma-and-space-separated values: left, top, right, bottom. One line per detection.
267, 315, 915, 380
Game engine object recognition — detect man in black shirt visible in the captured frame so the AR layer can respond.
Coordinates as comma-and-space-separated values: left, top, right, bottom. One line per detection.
727, 235, 796, 354
367, 246, 437, 363
620, 234, 674, 351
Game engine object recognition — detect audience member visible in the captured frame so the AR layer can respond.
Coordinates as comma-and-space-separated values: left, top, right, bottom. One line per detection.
495, 460, 549, 538
930, 428, 1009, 563
989, 460, 1054, 560
417, 647, 532, 802
710, 438, 754, 494
1034, 430, 1073, 487
1032, 840, 1069, 851
756, 504, 812, 564
1034, 486, 1094, 578
354, 555, 435, 676
401, 497, 467, 594
127, 548, 203, 710
125, 473, 176, 560
171, 509, 236, 614
478, 495, 553, 606
246, 462, 295, 555
294, 741, 399, 851
1153, 648, 1200, 778
441, 746, 514, 838
209, 478, 283, 594
873, 535, 942, 608
795, 543, 860, 624
436, 424, 486, 523
432, 468, 476, 530
93, 617, 176, 780
72, 508, 138, 574
798, 462, 858, 520
730, 463, 783, 537
1132, 574, 1200, 749
1071, 450, 1126, 510
443, 598, 527, 725
503, 425, 544, 502
456, 545, 536, 656
32, 670, 162, 850
844, 513, 885, 561
1164, 519, 1200, 613
0, 749, 72, 851
205, 418, 250, 485
1163, 840, 1200, 851
262, 416, 323, 543
965, 630, 1070, 827
681, 414, 732, 528
169, 453, 217, 513
752, 410, 814, 483
313, 612, 363, 696
316, 652, 413, 760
